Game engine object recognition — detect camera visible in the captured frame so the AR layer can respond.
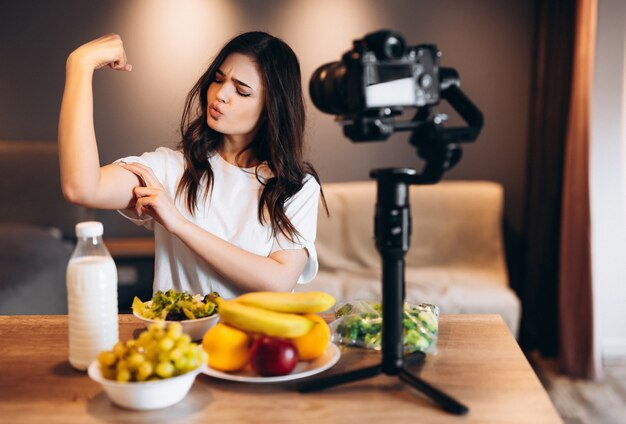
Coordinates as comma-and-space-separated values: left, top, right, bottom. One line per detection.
309, 29, 482, 182
309, 30, 470, 143
310, 30, 442, 116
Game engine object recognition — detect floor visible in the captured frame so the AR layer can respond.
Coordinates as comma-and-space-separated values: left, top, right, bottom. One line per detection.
529, 352, 626, 424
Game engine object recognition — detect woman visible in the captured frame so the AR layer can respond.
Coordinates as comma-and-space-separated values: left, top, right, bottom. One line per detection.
58, 32, 324, 298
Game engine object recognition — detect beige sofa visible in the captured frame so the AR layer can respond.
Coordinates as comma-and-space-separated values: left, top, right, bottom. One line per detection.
296, 180, 521, 336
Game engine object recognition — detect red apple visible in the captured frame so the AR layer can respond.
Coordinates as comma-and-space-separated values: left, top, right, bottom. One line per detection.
249, 335, 299, 377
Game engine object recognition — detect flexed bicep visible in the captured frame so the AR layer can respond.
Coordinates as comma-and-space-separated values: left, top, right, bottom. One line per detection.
87, 163, 144, 210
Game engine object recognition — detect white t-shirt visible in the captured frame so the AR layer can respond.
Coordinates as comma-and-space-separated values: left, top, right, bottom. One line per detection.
115, 147, 320, 299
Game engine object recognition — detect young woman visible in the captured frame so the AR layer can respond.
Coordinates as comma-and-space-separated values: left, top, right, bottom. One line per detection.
58, 32, 324, 299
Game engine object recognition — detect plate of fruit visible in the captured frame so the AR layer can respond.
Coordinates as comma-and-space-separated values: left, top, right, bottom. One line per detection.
201, 291, 341, 383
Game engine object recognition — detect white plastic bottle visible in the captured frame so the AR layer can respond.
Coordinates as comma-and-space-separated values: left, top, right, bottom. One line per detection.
67, 221, 119, 371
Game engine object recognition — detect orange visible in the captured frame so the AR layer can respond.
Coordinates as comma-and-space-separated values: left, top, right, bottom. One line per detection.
202, 323, 251, 372
291, 313, 331, 361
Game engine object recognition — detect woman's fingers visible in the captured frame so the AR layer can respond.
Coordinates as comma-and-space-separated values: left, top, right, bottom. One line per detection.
109, 48, 132, 71
134, 195, 154, 217
133, 186, 159, 198
119, 162, 161, 187
121, 50, 132, 71
91, 34, 132, 71
119, 163, 181, 229
69, 33, 132, 73
122, 166, 184, 232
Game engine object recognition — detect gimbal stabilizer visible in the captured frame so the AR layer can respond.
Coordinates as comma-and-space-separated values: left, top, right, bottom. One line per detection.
299, 73, 483, 416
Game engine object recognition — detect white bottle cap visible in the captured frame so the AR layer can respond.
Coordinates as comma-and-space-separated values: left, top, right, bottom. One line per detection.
75, 221, 104, 238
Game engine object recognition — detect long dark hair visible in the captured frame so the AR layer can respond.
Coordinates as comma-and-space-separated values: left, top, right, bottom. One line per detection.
176, 31, 325, 241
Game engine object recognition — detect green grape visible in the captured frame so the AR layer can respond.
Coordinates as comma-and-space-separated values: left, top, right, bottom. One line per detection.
112, 341, 127, 359
145, 342, 159, 362
127, 352, 145, 371
137, 331, 153, 347
148, 322, 166, 339
116, 369, 131, 383
174, 355, 188, 371
169, 348, 183, 362
167, 322, 183, 339
176, 333, 192, 347
159, 336, 175, 352
185, 355, 199, 372
99, 323, 203, 382
136, 361, 154, 381
116, 359, 129, 373
156, 361, 175, 378
158, 350, 171, 363
97, 351, 117, 367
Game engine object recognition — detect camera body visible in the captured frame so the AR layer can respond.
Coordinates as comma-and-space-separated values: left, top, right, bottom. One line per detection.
309, 29, 482, 179
310, 30, 442, 117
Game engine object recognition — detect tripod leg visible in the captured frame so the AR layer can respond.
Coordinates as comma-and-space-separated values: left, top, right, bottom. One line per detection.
298, 363, 381, 393
398, 368, 469, 415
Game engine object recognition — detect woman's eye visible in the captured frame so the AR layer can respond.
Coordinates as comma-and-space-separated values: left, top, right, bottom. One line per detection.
237, 91, 251, 97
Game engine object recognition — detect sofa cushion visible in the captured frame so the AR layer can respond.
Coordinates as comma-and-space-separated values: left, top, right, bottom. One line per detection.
317, 180, 508, 277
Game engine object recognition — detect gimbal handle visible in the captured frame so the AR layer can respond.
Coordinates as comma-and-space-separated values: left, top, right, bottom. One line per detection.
407, 70, 483, 184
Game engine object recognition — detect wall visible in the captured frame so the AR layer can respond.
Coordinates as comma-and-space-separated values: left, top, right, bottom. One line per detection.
0, 0, 535, 239
591, 0, 626, 359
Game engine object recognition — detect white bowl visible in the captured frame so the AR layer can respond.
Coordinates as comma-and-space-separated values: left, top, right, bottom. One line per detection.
132, 307, 219, 341
87, 361, 207, 410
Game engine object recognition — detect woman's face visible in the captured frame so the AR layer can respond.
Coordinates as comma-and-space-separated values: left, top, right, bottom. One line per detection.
206, 53, 264, 143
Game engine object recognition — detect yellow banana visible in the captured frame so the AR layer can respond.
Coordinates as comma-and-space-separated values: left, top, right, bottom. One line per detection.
235, 291, 336, 314
215, 297, 314, 338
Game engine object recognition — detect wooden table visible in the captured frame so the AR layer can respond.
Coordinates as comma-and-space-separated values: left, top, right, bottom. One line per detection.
0, 314, 562, 423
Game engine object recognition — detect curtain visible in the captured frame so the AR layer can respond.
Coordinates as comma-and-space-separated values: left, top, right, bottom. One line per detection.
521, 0, 575, 357
522, 0, 599, 379
559, 0, 599, 380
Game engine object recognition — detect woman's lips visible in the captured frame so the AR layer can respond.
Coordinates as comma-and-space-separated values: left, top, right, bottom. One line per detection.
209, 103, 224, 119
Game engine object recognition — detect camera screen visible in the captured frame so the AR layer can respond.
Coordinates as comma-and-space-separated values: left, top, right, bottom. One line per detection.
376, 64, 413, 83
364, 63, 417, 108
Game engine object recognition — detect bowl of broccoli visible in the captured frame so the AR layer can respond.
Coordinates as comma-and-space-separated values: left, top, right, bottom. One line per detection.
132, 290, 220, 340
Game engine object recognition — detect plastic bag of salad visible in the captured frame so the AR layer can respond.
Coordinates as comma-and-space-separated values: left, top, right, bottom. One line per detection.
330, 300, 439, 353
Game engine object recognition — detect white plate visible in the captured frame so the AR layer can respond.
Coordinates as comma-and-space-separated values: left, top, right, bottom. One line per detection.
202, 343, 341, 383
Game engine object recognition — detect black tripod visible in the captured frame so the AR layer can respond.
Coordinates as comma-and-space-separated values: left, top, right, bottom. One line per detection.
299, 80, 483, 415
299, 168, 468, 415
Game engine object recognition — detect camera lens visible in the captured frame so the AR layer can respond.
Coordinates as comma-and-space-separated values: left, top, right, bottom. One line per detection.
309, 62, 349, 115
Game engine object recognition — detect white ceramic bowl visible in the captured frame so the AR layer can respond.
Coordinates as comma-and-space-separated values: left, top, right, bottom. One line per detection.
88, 361, 207, 410
132, 306, 219, 341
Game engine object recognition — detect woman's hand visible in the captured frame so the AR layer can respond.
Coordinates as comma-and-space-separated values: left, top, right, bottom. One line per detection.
67, 33, 132, 73
119, 162, 187, 234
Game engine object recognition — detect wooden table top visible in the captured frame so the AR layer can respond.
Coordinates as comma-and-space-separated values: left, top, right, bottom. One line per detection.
0, 314, 562, 423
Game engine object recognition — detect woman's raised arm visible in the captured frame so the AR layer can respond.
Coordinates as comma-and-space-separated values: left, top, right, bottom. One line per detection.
58, 34, 139, 209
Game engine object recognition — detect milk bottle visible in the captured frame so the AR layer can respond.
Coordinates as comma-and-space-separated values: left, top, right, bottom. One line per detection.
67, 221, 118, 371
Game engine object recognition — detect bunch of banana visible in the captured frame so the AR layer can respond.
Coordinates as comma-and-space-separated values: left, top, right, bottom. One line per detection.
215, 291, 336, 338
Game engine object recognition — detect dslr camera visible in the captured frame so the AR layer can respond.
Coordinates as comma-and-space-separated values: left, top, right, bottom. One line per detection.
310, 30, 475, 144
311, 30, 442, 115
